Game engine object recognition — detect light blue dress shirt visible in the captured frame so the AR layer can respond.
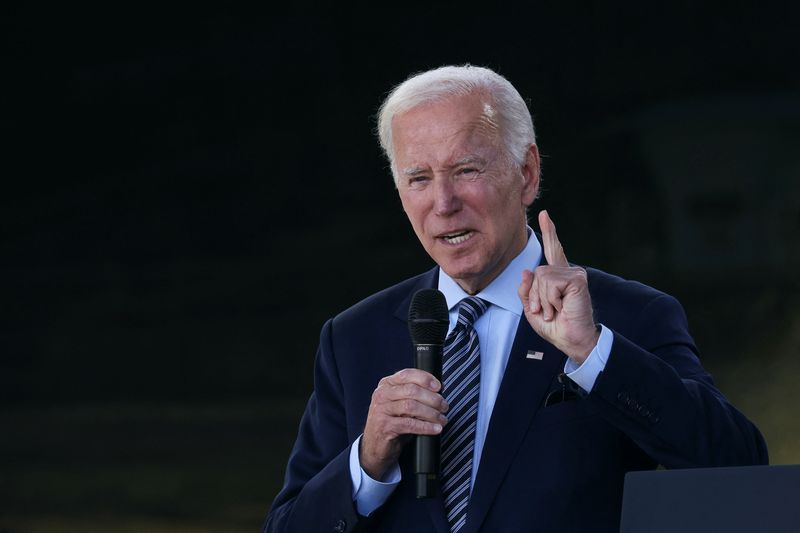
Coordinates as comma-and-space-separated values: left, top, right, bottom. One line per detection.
349, 229, 614, 516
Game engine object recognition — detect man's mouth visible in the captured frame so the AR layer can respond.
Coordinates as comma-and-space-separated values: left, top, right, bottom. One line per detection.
441, 230, 474, 245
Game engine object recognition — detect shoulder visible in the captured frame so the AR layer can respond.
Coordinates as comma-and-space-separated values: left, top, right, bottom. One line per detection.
584, 266, 667, 304
584, 266, 685, 321
330, 267, 437, 332
584, 266, 690, 339
318, 268, 437, 384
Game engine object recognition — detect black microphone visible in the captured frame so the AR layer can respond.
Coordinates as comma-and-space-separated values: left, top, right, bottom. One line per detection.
408, 288, 449, 499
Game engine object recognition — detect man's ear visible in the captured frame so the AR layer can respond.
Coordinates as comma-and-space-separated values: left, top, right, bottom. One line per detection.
520, 144, 541, 206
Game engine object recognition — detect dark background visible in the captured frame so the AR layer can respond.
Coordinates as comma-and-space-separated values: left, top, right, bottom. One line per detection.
3, 4, 799, 532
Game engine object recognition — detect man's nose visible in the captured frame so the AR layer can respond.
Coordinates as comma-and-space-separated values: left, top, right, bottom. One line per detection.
433, 177, 461, 216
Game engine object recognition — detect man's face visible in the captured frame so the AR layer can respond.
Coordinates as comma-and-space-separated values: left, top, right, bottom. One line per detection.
392, 93, 539, 294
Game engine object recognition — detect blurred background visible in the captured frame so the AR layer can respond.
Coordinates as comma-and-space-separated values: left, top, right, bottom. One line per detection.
2, 3, 798, 532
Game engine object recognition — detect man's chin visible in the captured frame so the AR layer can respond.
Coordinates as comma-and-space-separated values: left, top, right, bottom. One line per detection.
439, 263, 478, 282
440, 264, 489, 293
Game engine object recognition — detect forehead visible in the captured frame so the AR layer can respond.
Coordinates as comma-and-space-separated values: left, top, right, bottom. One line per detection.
391, 94, 502, 167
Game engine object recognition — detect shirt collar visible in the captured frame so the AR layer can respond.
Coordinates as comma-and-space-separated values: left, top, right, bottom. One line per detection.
437, 227, 542, 316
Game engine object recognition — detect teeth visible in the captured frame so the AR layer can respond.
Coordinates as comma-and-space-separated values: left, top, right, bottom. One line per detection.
443, 231, 473, 244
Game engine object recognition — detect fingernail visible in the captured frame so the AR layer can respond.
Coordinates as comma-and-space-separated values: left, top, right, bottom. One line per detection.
433, 424, 442, 433
430, 380, 440, 390
439, 414, 448, 424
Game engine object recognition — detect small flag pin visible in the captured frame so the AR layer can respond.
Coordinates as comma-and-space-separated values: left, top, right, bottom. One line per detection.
526, 350, 544, 360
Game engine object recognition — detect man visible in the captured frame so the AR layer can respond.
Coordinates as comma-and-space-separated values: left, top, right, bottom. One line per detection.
264, 65, 767, 533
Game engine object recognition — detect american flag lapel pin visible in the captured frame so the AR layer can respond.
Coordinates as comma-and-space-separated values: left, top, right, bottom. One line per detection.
526, 350, 544, 360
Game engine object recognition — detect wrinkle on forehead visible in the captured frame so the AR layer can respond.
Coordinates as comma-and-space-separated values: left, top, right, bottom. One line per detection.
481, 102, 498, 127
393, 95, 505, 173
470, 100, 501, 147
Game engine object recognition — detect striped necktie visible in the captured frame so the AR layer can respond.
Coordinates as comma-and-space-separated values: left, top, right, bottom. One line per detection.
441, 296, 488, 533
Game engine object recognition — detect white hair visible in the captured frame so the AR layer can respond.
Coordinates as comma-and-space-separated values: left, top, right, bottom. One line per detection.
377, 65, 536, 185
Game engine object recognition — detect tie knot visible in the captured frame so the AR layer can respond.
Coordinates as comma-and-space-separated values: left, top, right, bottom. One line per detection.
456, 297, 488, 327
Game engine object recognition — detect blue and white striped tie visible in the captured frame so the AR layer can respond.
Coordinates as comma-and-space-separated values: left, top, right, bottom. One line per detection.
441, 296, 488, 533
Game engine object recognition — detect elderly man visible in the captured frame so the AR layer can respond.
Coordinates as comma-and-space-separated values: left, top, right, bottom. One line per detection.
263, 65, 767, 533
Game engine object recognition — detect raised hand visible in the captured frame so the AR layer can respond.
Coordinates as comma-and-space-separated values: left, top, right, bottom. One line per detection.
518, 210, 599, 364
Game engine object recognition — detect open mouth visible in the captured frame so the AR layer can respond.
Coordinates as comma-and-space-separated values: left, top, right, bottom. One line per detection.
441, 230, 474, 245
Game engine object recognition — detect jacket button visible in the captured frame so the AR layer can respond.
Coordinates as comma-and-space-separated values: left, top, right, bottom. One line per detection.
625, 398, 634, 409
333, 519, 346, 532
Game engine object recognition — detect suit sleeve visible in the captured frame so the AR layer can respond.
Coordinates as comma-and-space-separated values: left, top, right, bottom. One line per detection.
588, 293, 768, 468
263, 318, 368, 533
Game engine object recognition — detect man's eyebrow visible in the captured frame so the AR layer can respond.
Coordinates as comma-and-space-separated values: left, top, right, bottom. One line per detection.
451, 155, 487, 167
402, 167, 422, 176
401, 166, 428, 176
401, 156, 487, 176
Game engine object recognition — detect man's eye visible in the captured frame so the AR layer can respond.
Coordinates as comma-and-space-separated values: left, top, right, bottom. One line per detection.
408, 176, 429, 186
458, 168, 479, 176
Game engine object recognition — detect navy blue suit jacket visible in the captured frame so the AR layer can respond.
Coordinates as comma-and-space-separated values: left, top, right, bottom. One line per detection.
264, 263, 767, 533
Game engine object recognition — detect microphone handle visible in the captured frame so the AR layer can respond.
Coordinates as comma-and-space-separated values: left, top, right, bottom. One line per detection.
414, 343, 442, 498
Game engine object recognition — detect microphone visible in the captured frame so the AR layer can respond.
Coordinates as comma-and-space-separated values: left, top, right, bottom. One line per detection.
408, 288, 449, 499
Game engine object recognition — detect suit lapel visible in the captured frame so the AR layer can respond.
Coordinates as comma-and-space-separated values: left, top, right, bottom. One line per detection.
390, 260, 565, 533
392, 267, 451, 533
422, 486, 452, 533
392, 267, 439, 322
434, 232, 557, 532
462, 309, 565, 533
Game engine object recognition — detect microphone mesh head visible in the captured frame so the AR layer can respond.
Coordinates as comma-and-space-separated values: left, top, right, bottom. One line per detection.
408, 289, 449, 344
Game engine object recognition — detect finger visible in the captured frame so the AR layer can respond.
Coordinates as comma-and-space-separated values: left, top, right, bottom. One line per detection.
529, 271, 541, 314
385, 398, 448, 425
392, 416, 444, 436
538, 210, 568, 267
381, 382, 448, 412
546, 281, 564, 314
380, 368, 441, 391
535, 269, 556, 321
518, 269, 533, 308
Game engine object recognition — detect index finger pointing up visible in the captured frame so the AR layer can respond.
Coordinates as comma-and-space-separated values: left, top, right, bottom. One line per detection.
539, 210, 569, 266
